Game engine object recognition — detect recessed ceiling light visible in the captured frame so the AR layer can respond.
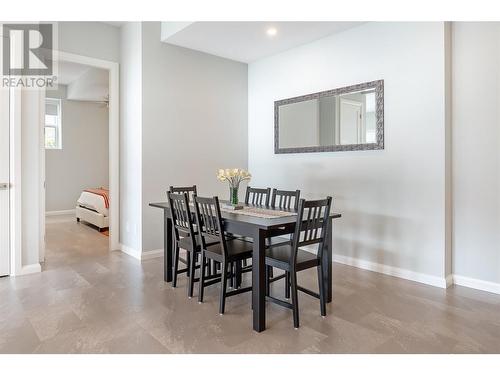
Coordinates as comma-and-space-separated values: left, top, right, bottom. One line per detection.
266, 27, 277, 37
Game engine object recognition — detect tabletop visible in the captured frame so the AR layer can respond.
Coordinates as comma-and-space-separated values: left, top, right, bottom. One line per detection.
149, 201, 342, 230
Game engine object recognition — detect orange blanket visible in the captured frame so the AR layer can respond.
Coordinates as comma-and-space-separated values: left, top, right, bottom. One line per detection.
84, 188, 110, 208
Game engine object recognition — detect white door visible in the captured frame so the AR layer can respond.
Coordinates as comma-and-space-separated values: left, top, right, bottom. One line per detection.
339, 99, 363, 145
0, 87, 10, 276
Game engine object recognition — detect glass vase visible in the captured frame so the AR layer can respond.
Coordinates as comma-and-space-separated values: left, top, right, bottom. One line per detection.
229, 186, 239, 205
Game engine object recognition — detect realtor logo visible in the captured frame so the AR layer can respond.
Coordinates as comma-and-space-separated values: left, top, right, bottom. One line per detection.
1, 23, 57, 88
2, 23, 53, 76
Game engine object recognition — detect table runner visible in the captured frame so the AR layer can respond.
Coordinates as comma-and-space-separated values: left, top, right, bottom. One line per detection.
220, 205, 297, 219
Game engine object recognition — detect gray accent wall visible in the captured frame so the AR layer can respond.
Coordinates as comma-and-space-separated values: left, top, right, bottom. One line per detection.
57, 22, 120, 62
141, 22, 248, 252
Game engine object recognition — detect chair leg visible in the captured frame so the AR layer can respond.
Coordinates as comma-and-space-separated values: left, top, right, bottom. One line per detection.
187, 251, 196, 298
186, 251, 191, 277
219, 261, 228, 315
285, 271, 291, 299
290, 270, 299, 328
206, 258, 211, 277
317, 265, 326, 317
198, 252, 206, 303
265, 266, 271, 296
172, 241, 180, 288
235, 261, 242, 289
229, 262, 234, 288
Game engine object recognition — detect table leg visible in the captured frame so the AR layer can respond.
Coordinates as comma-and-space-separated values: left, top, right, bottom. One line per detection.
322, 218, 333, 303
252, 228, 266, 332
164, 212, 173, 283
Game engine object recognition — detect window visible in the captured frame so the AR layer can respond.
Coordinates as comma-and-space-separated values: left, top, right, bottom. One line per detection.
45, 98, 62, 149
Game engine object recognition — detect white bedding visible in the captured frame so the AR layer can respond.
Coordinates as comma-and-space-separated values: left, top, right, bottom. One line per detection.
77, 191, 109, 217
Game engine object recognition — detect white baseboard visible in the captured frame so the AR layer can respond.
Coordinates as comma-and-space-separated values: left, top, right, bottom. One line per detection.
119, 243, 142, 260
119, 244, 163, 261
333, 254, 448, 289
119, 244, 499, 295
46, 209, 75, 216
19, 263, 42, 276
452, 274, 500, 295
445, 274, 454, 288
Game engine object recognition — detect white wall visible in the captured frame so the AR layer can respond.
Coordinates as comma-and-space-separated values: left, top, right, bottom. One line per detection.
141, 22, 248, 252
45, 98, 109, 212
248, 22, 450, 280
119, 22, 143, 253
452, 22, 500, 284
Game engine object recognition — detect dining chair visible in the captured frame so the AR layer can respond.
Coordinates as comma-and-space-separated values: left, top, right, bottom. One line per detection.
168, 185, 197, 277
267, 188, 302, 296
167, 192, 200, 297
231, 186, 269, 272
265, 196, 332, 328
194, 195, 253, 314
245, 186, 271, 206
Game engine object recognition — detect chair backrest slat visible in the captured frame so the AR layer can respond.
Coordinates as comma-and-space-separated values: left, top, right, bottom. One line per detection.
245, 186, 271, 206
193, 196, 228, 258
291, 197, 333, 265
271, 189, 301, 210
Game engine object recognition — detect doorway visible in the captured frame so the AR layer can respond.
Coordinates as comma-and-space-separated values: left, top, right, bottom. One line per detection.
39, 52, 120, 267
44, 60, 111, 265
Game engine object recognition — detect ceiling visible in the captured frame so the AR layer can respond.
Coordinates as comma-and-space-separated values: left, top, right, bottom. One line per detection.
161, 22, 365, 63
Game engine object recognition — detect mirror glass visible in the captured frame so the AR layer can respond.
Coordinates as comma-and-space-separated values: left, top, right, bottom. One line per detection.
275, 81, 383, 153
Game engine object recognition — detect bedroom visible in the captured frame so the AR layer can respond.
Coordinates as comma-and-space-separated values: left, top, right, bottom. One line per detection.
44, 61, 111, 264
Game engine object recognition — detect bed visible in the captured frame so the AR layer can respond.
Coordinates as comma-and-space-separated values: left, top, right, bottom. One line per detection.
76, 188, 109, 232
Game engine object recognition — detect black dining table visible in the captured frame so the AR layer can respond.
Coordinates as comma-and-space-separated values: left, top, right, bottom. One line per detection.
149, 201, 341, 332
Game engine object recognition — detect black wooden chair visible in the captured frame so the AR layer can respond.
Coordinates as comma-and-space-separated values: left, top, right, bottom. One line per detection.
232, 186, 270, 271
168, 185, 197, 278
194, 196, 253, 315
241, 188, 300, 274
167, 192, 221, 297
268, 188, 301, 248
267, 188, 302, 297
245, 186, 271, 206
265, 196, 332, 328
167, 192, 200, 297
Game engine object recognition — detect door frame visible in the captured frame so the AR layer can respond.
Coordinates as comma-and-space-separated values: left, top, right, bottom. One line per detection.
39, 51, 120, 261
339, 98, 365, 144
9, 88, 22, 275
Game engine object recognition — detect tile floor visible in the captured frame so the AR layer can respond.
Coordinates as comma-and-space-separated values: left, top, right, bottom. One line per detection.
1, 215, 499, 353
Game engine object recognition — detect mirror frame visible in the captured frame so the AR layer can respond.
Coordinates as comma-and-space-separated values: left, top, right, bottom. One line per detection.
274, 80, 384, 154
